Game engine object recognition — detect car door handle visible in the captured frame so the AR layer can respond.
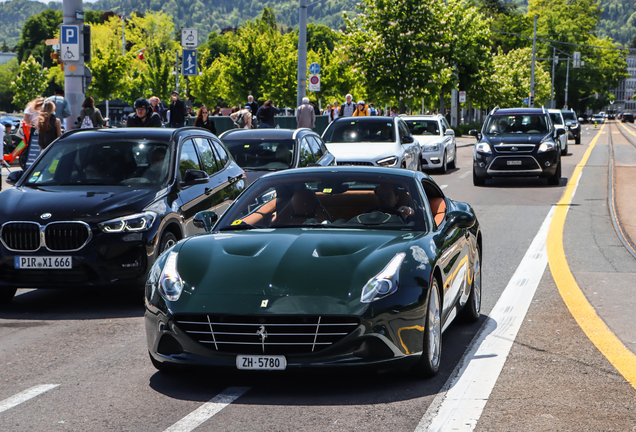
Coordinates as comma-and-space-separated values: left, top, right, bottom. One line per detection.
205, 187, 212, 195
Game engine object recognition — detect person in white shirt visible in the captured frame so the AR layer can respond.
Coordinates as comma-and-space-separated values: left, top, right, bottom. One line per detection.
339, 94, 355, 117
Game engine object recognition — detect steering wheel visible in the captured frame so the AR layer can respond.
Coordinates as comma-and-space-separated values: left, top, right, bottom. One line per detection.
364, 206, 403, 217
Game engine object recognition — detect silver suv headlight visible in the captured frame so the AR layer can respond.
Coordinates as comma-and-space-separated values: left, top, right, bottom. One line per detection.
422, 143, 441, 152
475, 142, 492, 154
377, 156, 398, 167
538, 141, 556, 152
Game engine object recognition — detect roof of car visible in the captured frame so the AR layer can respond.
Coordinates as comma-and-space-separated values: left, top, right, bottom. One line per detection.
402, 115, 442, 121
220, 128, 315, 140
491, 108, 547, 115
58, 127, 212, 142
255, 165, 421, 180
332, 116, 397, 123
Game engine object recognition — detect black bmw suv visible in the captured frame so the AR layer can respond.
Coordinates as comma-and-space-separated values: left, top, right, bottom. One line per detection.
0, 127, 245, 303
470, 107, 564, 186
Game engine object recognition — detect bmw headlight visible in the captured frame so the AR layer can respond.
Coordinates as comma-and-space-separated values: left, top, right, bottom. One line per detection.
361, 253, 406, 303
156, 251, 183, 301
377, 156, 398, 167
422, 143, 441, 152
98, 211, 157, 233
538, 141, 556, 153
475, 142, 492, 154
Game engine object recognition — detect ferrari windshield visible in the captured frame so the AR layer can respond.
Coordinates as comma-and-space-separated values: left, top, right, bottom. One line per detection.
218, 171, 427, 232
322, 119, 395, 143
484, 114, 549, 135
24, 140, 171, 187
223, 139, 295, 170
404, 120, 441, 136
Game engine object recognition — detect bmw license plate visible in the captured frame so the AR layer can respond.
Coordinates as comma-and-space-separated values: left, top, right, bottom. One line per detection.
236, 355, 286, 370
15, 256, 72, 269
507, 160, 522, 165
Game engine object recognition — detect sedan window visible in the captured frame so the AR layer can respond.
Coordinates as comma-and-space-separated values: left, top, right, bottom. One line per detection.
194, 138, 219, 175
210, 139, 229, 168
179, 140, 202, 179
307, 136, 324, 161
223, 139, 296, 170
298, 138, 316, 167
406, 120, 440, 136
323, 119, 395, 143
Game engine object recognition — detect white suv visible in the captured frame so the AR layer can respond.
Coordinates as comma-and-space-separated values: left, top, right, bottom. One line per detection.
547, 109, 568, 156
403, 115, 457, 173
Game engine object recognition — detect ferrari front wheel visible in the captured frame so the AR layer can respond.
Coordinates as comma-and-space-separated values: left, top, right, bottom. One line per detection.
414, 278, 442, 377
460, 246, 481, 323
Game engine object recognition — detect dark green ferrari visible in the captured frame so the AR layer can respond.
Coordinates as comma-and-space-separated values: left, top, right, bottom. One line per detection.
145, 166, 482, 376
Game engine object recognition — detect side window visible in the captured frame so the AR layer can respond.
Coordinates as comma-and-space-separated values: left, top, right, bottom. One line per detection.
440, 119, 448, 134
179, 139, 201, 179
317, 137, 329, 157
307, 136, 324, 161
398, 121, 410, 139
194, 137, 219, 175
422, 180, 447, 228
210, 139, 230, 168
298, 138, 315, 167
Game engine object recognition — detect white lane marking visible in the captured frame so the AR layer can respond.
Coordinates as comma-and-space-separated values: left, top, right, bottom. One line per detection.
0, 384, 59, 413
417, 207, 555, 432
459, 171, 471, 180
440, 185, 448, 190
163, 387, 250, 432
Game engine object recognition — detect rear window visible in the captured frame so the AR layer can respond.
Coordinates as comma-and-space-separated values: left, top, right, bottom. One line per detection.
223, 139, 295, 170
323, 119, 395, 143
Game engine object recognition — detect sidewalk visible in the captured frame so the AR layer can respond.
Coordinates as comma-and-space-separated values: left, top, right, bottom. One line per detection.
612, 123, 636, 255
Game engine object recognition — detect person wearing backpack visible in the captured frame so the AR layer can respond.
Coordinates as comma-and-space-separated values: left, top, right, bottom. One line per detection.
75, 97, 107, 129
230, 106, 252, 129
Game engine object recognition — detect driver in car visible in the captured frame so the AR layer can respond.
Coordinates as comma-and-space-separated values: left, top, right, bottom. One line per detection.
144, 147, 168, 183
367, 184, 414, 220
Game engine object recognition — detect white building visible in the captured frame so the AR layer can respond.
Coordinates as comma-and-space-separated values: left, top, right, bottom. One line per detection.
610, 54, 636, 112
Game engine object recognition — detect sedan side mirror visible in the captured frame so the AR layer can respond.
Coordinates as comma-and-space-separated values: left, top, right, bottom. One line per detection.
468, 129, 479, 137
181, 169, 209, 186
556, 128, 566, 136
444, 129, 455, 136
6, 170, 23, 185
401, 135, 414, 144
444, 211, 475, 232
193, 210, 218, 233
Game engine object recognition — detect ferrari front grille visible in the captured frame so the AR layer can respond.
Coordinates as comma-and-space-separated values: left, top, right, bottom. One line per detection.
174, 314, 361, 355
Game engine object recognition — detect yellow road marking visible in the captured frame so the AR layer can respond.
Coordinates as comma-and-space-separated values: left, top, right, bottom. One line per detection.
547, 123, 636, 390
618, 121, 636, 138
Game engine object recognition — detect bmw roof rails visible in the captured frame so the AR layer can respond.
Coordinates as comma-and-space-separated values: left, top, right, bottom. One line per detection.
489, 106, 500, 115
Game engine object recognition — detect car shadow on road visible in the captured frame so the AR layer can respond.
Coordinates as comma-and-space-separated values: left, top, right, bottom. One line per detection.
0, 286, 144, 320
146, 315, 490, 405
477, 176, 568, 188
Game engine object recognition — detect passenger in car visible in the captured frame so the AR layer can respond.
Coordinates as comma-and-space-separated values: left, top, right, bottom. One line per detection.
144, 147, 168, 183
367, 184, 414, 220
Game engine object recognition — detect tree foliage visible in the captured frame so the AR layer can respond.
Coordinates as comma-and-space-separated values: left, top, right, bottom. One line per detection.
11, 56, 49, 108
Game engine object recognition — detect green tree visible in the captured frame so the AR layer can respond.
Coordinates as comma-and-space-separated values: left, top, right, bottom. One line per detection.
190, 58, 226, 108
16, 9, 62, 67
10, 56, 49, 108
0, 58, 19, 112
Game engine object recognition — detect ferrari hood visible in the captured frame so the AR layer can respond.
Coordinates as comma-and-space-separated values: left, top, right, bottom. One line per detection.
172, 228, 421, 315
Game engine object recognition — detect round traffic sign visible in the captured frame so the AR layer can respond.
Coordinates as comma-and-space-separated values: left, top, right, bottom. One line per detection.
310, 75, 320, 85
309, 62, 321, 74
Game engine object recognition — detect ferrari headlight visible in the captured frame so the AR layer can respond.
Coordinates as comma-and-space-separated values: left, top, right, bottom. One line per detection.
377, 156, 398, 167
98, 211, 157, 233
538, 141, 556, 153
475, 142, 492, 154
361, 253, 406, 303
422, 143, 440, 152
157, 251, 183, 301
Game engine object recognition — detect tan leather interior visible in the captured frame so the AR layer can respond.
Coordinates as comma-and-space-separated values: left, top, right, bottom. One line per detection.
276, 189, 331, 224
429, 197, 446, 226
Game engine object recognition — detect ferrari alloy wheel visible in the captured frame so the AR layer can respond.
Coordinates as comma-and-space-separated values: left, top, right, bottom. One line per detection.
0, 287, 17, 304
460, 246, 481, 323
414, 279, 442, 377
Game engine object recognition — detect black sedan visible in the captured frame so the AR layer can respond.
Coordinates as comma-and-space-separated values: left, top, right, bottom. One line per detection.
0, 127, 245, 302
219, 128, 336, 185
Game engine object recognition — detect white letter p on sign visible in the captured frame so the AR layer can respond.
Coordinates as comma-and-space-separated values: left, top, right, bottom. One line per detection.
66, 28, 74, 40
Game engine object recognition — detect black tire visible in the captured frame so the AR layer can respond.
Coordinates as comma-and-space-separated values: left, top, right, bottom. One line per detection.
473, 168, 485, 186
448, 145, 457, 169
19, 144, 29, 170
159, 231, 177, 255
439, 151, 448, 174
0, 287, 17, 304
460, 245, 481, 323
417, 157, 422, 172
561, 141, 568, 156
149, 352, 181, 374
575, 135, 581, 144
413, 278, 442, 378
548, 160, 561, 186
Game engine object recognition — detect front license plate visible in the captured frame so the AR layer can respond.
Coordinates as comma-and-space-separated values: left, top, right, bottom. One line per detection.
507, 160, 522, 165
236, 355, 286, 370
15, 256, 72, 269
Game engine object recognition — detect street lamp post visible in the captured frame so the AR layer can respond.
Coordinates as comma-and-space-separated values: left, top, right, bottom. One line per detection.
296, 0, 308, 108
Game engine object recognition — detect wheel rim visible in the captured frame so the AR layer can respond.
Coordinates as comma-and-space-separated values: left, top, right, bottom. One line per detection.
427, 285, 441, 368
473, 255, 482, 313
162, 237, 176, 252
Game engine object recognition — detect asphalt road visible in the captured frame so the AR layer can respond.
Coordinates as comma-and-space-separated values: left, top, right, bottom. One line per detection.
1, 125, 635, 431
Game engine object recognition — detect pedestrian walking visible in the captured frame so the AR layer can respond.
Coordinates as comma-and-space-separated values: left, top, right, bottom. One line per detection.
230, 106, 253, 129
368, 103, 377, 116
75, 97, 107, 129
149, 96, 167, 123
353, 101, 369, 117
323, 104, 331, 116
310, 101, 320, 115
256, 99, 281, 128
246, 95, 259, 117
194, 106, 217, 135
36, 101, 62, 150
339, 94, 356, 117
23, 97, 44, 126
126, 98, 163, 127
169, 91, 186, 128
45, 89, 72, 130
329, 101, 340, 122
211, 106, 221, 116
296, 97, 315, 129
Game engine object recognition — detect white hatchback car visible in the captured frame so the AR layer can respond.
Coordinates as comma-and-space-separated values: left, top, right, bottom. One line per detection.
321, 116, 421, 170
547, 109, 568, 156
402, 115, 456, 173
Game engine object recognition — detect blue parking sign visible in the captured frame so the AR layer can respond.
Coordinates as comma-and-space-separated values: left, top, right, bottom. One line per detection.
61, 26, 78, 44
182, 49, 198, 76
60, 25, 80, 61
